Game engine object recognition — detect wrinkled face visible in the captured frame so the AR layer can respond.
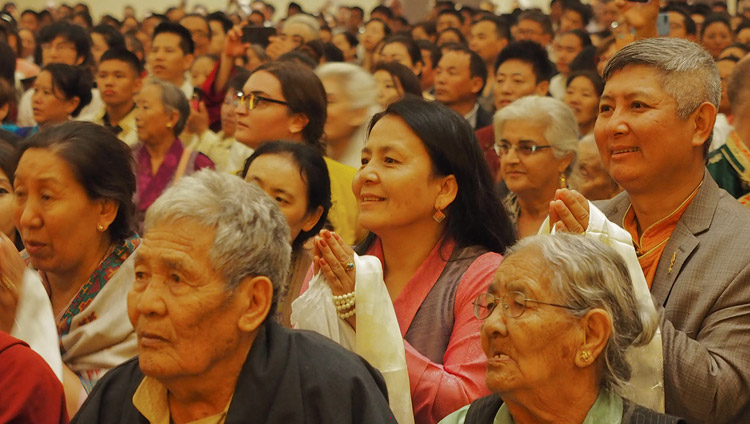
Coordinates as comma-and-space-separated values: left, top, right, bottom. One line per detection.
373, 70, 403, 109
41, 35, 81, 66
571, 140, 619, 201
234, 71, 297, 149
31, 71, 77, 126
148, 33, 193, 85
244, 153, 318, 243
352, 115, 444, 235
434, 50, 478, 106
321, 77, 362, 144
96, 59, 142, 108
499, 119, 569, 197
716, 59, 735, 115
469, 21, 505, 64
128, 218, 247, 381
516, 19, 550, 47
13, 149, 107, 276
594, 65, 702, 194
494, 59, 543, 110
564, 76, 599, 132
702, 22, 732, 59
481, 248, 580, 395
135, 84, 174, 144
180, 16, 211, 55
554, 33, 583, 76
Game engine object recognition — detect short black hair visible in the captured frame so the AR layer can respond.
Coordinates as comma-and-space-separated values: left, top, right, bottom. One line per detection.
152, 21, 194, 55
19, 121, 136, 243
472, 15, 511, 40
207, 11, 233, 34
734, 19, 750, 37
700, 13, 731, 39
338, 30, 359, 48
440, 43, 488, 91
562, 1, 593, 27
517, 9, 554, 36
180, 13, 212, 38
417, 39, 441, 67
99, 47, 143, 75
38, 21, 92, 65
437, 8, 464, 24
72, 11, 93, 28
42, 63, 93, 117
366, 18, 392, 37
663, 5, 697, 36
92, 24, 126, 51
566, 28, 593, 48
437, 27, 467, 46
494, 40, 555, 83
382, 35, 424, 66
371, 5, 394, 20
566, 69, 604, 97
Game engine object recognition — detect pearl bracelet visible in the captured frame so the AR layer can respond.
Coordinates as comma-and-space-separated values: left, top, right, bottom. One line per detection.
338, 307, 356, 319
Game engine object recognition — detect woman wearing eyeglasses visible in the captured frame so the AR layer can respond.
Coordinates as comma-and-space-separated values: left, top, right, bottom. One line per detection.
133, 79, 215, 231
234, 61, 364, 245
440, 234, 683, 424
494, 95, 578, 238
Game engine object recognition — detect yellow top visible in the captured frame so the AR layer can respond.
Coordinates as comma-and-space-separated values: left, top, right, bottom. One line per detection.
132, 376, 231, 424
324, 156, 367, 245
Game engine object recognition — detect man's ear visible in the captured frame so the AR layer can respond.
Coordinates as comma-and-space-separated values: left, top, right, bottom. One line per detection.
470, 76, 485, 95
574, 308, 612, 368
691, 101, 717, 151
535, 80, 550, 97
237, 275, 274, 332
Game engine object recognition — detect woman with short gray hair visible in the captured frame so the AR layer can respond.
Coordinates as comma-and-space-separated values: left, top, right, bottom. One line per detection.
316, 63, 379, 168
493, 95, 578, 237
441, 234, 683, 424
133, 78, 215, 231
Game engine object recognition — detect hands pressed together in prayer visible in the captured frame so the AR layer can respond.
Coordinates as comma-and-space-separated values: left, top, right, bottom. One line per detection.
313, 229, 358, 329
549, 189, 590, 234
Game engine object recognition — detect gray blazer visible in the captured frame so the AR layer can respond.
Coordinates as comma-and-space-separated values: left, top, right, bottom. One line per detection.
596, 170, 750, 423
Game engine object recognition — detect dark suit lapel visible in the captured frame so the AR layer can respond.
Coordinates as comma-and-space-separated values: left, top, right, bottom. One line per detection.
651, 170, 717, 306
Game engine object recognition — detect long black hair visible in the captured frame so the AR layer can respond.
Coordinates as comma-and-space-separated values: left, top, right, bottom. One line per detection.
359, 97, 516, 254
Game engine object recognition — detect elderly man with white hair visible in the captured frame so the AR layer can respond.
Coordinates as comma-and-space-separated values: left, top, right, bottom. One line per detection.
71, 170, 395, 424
266, 13, 320, 60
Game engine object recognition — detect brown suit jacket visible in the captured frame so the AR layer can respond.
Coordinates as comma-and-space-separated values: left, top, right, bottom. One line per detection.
596, 170, 750, 423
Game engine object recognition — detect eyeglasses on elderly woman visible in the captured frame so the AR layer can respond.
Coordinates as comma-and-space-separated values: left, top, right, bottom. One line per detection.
493, 142, 553, 157
232, 91, 289, 110
473, 291, 577, 319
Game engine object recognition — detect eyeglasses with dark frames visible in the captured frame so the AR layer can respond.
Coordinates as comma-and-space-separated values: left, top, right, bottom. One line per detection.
233, 91, 289, 110
473, 291, 577, 319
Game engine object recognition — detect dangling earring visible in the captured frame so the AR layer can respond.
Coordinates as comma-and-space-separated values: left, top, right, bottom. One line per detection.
560, 173, 567, 188
433, 208, 446, 223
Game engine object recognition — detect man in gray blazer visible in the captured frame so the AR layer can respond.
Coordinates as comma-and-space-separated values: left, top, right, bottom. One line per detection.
550, 38, 750, 423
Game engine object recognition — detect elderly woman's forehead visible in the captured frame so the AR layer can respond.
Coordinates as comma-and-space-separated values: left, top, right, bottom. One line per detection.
490, 249, 550, 291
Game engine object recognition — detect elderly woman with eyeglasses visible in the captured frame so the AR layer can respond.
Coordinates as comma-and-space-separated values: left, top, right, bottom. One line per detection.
440, 234, 684, 424
494, 95, 578, 238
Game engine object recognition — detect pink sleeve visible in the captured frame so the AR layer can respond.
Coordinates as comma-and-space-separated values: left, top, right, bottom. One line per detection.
405, 252, 502, 424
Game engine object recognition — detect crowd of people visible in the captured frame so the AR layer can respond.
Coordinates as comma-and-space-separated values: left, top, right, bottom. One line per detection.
0, 0, 749, 423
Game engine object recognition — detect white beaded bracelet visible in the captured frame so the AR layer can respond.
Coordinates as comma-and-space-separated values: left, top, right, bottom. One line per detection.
338, 307, 356, 319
